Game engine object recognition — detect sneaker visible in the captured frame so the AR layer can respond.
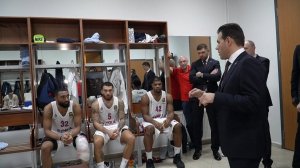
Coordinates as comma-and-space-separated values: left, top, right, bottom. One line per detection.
146, 159, 155, 168
173, 154, 185, 168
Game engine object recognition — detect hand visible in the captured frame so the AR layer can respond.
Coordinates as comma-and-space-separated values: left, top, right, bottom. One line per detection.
189, 88, 205, 98
297, 103, 300, 112
196, 72, 203, 78
154, 121, 164, 132
108, 130, 118, 140
199, 92, 215, 106
210, 69, 218, 74
62, 132, 73, 145
162, 119, 171, 129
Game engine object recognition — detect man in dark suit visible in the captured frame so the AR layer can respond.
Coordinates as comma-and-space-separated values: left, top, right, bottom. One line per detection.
291, 44, 300, 168
190, 23, 267, 168
142, 62, 156, 91
189, 43, 222, 161
244, 40, 273, 168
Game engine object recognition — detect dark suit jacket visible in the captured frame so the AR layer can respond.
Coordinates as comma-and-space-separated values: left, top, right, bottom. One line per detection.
142, 69, 155, 91
291, 45, 300, 106
256, 55, 273, 107
214, 51, 267, 159
291, 45, 300, 122
189, 57, 221, 92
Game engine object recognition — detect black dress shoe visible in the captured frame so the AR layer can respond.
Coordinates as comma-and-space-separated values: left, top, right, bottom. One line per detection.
193, 150, 201, 160
213, 151, 222, 161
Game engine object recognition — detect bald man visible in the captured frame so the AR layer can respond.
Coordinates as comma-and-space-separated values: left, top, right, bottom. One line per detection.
244, 40, 273, 168
170, 56, 192, 151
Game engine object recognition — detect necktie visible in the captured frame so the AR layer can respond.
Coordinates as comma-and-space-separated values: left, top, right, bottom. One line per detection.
203, 60, 206, 66
223, 61, 231, 76
220, 61, 231, 87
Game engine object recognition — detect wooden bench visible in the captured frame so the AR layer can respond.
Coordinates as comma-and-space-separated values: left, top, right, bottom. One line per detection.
0, 110, 35, 155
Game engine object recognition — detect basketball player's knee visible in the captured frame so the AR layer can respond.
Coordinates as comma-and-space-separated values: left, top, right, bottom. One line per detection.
145, 126, 155, 135
174, 123, 182, 131
93, 136, 104, 147
41, 142, 52, 153
127, 133, 135, 145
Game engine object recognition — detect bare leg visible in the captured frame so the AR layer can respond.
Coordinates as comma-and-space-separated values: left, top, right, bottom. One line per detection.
120, 130, 136, 159
173, 123, 182, 147
93, 135, 105, 163
41, 141, 54, 168
143, 126, 155, 152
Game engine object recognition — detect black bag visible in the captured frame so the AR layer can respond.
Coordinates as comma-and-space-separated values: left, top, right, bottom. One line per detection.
86, 67, 103, 97
36, 70, 59, 111
1, 81, 12, 96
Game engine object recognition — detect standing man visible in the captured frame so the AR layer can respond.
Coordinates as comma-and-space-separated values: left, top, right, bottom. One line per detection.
191, 23, 268, 168
245, 40, 273, 168
141, 77, 185, 168
92, 82, 135, 168
291, 45, 300, 168
189, 44, 222, 160
41, 88, 90, 168
171, 56, 192, 150
142, 62, 156, 91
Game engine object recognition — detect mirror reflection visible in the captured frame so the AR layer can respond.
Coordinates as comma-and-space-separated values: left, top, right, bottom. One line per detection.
0, 49, 32, 132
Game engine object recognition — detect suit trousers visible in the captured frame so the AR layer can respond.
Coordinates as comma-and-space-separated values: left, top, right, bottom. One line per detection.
190, 98, 219, 152
262, 111, 273, 166
182, 101, 192, 140
228, 157, 261, 168
293, 120, 300, 168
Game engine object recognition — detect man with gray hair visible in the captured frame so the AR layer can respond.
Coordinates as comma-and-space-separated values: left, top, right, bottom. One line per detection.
244, 40, 273, 168
170, 56, 193, 153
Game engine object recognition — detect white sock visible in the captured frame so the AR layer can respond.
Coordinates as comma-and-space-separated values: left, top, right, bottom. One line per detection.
120, 157, 129, 168
174, 146, 181, 155
146, 151, 153, 160
96, 161, 104, 168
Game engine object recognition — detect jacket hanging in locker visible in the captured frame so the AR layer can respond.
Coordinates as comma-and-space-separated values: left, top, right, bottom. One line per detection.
103, 68, 128, 113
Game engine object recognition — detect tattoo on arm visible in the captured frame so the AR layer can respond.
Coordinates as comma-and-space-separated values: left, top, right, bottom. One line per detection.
118, 100, 125, 131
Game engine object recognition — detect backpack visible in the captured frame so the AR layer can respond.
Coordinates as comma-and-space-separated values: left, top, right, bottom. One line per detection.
36, 70, 59, 111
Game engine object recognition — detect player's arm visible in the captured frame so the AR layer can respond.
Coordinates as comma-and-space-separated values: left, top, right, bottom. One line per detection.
141, 94, 162, 129
117, 99, 125, 132
164, 94, 174, 127
70, 102, 82, 137
43, 104, 61, 141
91, 100, 111, 135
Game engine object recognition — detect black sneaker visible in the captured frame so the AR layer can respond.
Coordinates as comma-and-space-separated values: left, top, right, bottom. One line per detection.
173, 154, 185, 168
146, 159, 155, 168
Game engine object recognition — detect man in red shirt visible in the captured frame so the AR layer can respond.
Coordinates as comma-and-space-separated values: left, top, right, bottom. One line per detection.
171, 56, 193, 151
169, 58, 182, 111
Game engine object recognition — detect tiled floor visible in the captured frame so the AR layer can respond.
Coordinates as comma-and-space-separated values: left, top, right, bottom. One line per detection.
61, 144, 294, 168
134, 144, 293, 168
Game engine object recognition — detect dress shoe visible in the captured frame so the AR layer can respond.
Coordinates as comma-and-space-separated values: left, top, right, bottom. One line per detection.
193, 150, 201, 160
213, 151, 222, 161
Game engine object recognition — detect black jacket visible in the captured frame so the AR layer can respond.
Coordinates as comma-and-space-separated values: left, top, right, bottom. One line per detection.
214, 51, 267, 158
189, 57, 221, 92
142, 69, 155, 91
291, 45, 300, 106
256, 55, 273, 107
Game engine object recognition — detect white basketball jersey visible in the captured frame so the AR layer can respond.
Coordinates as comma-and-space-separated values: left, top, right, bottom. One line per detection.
147, 91, 167, 118
98, 96, 119, 126
51, 101, 74, 134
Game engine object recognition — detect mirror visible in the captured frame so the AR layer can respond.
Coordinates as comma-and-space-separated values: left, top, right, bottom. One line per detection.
0, 48, 32, 132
